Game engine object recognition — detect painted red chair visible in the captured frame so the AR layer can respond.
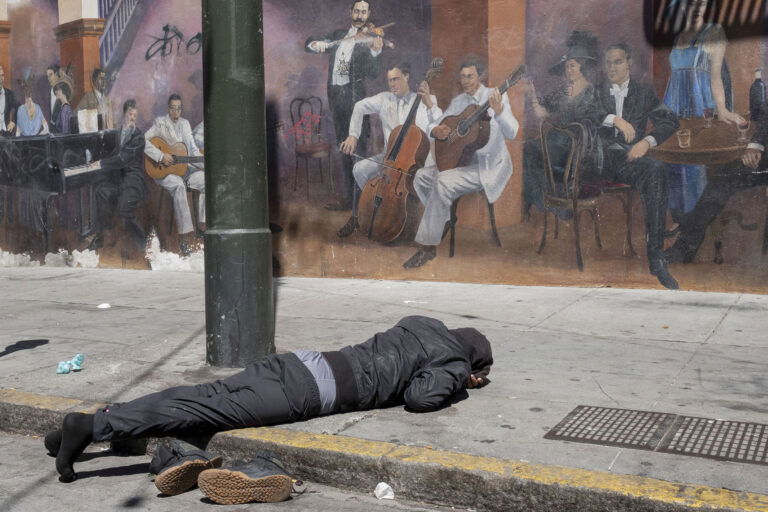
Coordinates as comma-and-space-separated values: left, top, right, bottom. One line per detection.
288, 96, 333, 198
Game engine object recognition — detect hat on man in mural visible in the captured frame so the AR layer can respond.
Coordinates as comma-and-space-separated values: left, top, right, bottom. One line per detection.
53, 64, 75, 99
549, 30, 600, 76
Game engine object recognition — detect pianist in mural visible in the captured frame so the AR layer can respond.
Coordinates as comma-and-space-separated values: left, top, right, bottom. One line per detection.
82, 99, 147, 253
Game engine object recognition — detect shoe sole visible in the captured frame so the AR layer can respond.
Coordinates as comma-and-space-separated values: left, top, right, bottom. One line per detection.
198, 469, 293, 504
154, 456, 223, 496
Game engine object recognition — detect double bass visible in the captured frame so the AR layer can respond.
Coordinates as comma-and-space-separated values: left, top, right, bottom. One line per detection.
357, 58, 444, 243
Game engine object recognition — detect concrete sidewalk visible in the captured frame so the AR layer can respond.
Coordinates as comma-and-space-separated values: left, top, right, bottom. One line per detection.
1, 267, 767, 511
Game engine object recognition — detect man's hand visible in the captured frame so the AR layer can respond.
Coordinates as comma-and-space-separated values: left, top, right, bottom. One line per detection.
432, 124, 451, 140
370, 36, 383, 52
489, 88, 504, 115
742, 148, 762, 169
7, 121, 15, 133
614, 117, 636, 143
161, 153, 174, 167
467, 374, 484, 389
310, 40, 329, 53
339, 135, 358, 155
418, 81, 433, 109
627, 139, 651, 161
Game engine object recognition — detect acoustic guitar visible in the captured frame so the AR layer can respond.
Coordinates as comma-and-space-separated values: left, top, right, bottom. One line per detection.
434, 65, 526, 171
144, 136, 205, 179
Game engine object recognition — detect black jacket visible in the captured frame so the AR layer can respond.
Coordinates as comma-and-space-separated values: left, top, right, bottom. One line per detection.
0, 87, 18, 137
100, 126, 145, 176
595, 80, 678, 147
324, 316, 493, 413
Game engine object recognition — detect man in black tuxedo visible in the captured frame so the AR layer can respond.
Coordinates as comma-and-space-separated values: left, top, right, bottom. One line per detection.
84, 99, 147, 252
590, 43, 680, 289
305, 0, 382, 210
665, 109, 768, 264
0, 66, 18, 137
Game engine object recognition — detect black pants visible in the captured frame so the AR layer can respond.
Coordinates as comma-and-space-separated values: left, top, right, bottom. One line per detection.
328, 84, 369, 206
93, 170, 146, 245
92, 353, 320, 442
675, 161, 768, 255
589, 146, 669, 261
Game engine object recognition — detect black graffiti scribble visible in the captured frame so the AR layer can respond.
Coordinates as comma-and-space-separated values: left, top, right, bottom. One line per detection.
146, 25, 202, 60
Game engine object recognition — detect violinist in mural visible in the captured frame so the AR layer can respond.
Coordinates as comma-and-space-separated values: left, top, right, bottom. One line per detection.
662, 0, 744, 225
522, 31, 604, 218
588, 43, 680, 289
403, 56, 519, 269
336, 62, 442, 239
305, 0, 383, 212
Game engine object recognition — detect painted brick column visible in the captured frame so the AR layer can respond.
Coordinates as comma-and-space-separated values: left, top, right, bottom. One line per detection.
430, 0, 526, 230
54, 0, 104, 105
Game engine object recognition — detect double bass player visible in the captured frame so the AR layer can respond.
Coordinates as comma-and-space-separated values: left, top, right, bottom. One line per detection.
403, 56, 519, 269
337, 62, 442, 238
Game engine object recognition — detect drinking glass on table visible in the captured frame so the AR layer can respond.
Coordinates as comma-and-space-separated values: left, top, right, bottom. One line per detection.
737, 116, 751, 142
703, 107, 715, 128
676, 128, 691, 148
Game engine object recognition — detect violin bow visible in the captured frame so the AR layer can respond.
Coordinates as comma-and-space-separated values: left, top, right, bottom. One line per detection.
350, 152, 411, 177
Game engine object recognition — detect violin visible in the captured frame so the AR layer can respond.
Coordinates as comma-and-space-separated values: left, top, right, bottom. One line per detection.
356, 58, 444, 244
329, 22, 395, 49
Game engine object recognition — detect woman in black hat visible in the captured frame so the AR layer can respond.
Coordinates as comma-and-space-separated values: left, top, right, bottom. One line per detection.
523, 30, 605, 217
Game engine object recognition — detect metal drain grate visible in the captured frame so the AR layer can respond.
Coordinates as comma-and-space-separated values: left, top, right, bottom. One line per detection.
657, 416, 768, 464
546, 406, 768, 466
544, 405, 676, 450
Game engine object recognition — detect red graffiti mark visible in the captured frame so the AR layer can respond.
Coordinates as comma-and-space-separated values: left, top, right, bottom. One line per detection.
283, 112, 321, 139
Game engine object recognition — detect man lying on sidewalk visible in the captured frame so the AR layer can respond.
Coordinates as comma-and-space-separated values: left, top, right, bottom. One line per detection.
45, 315, 493, 501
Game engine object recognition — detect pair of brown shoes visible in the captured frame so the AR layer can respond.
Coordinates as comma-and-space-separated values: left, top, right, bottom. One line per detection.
151, 441, 295, 504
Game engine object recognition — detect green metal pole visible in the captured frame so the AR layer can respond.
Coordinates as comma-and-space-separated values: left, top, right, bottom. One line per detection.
202, 0, 274, 367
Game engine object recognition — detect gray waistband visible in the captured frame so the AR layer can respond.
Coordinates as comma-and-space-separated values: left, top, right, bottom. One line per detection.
293, 350, 337, 415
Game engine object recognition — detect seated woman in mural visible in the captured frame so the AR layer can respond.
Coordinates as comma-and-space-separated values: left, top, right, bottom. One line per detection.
522, 30, 605, 218
50, 80, 74, 134
15, 71, 49, 137
663, 0, 743, 225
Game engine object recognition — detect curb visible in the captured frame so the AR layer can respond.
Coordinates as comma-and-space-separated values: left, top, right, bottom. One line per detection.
2, 388, 767, 512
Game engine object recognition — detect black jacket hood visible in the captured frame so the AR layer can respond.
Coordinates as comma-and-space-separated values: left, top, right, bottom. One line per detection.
449, 327, 493, 378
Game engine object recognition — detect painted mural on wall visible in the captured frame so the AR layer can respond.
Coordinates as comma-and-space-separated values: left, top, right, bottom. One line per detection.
1, 0, 767, 293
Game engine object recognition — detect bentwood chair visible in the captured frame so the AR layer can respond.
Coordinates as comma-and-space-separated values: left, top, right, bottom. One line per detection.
537, 120, 636, 271
289, 96, 333, 198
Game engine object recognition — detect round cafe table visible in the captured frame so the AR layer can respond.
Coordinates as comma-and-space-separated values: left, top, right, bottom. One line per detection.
649, 117, 755, 166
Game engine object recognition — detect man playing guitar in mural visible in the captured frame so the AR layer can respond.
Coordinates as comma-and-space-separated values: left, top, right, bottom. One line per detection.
144, 94, 205, 256
337, 62, 442, 238
403, 56, 520, 269
305, 0, 383, 212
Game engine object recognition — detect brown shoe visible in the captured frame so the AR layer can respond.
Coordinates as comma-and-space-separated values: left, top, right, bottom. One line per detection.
403, 246, 437, 269
337, 216, 358, 238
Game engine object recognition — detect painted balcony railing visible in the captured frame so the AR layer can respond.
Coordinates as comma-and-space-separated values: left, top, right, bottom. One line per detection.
99, 0, 140, 68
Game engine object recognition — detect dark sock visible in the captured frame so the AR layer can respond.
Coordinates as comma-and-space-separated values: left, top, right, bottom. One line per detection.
56, 413, 94, 483
44, 429, 63, 457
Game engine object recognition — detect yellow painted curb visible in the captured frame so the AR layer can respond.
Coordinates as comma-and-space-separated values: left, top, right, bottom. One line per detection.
4, 387, 768, 511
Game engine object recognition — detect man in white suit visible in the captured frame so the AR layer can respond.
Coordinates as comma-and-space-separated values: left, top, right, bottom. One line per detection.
144, 94, 205, 255
337, 62, 443, 237
403, 56, 518, 268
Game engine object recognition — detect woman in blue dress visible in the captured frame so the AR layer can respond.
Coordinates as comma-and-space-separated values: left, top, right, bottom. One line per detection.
15, 77, 49, 136
663, 0, 744, 222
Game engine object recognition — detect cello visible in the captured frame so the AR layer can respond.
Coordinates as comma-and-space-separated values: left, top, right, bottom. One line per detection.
357, 58, 444, 243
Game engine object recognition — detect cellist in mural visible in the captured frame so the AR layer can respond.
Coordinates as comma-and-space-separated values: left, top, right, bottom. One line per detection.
336, 61, 442, 239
